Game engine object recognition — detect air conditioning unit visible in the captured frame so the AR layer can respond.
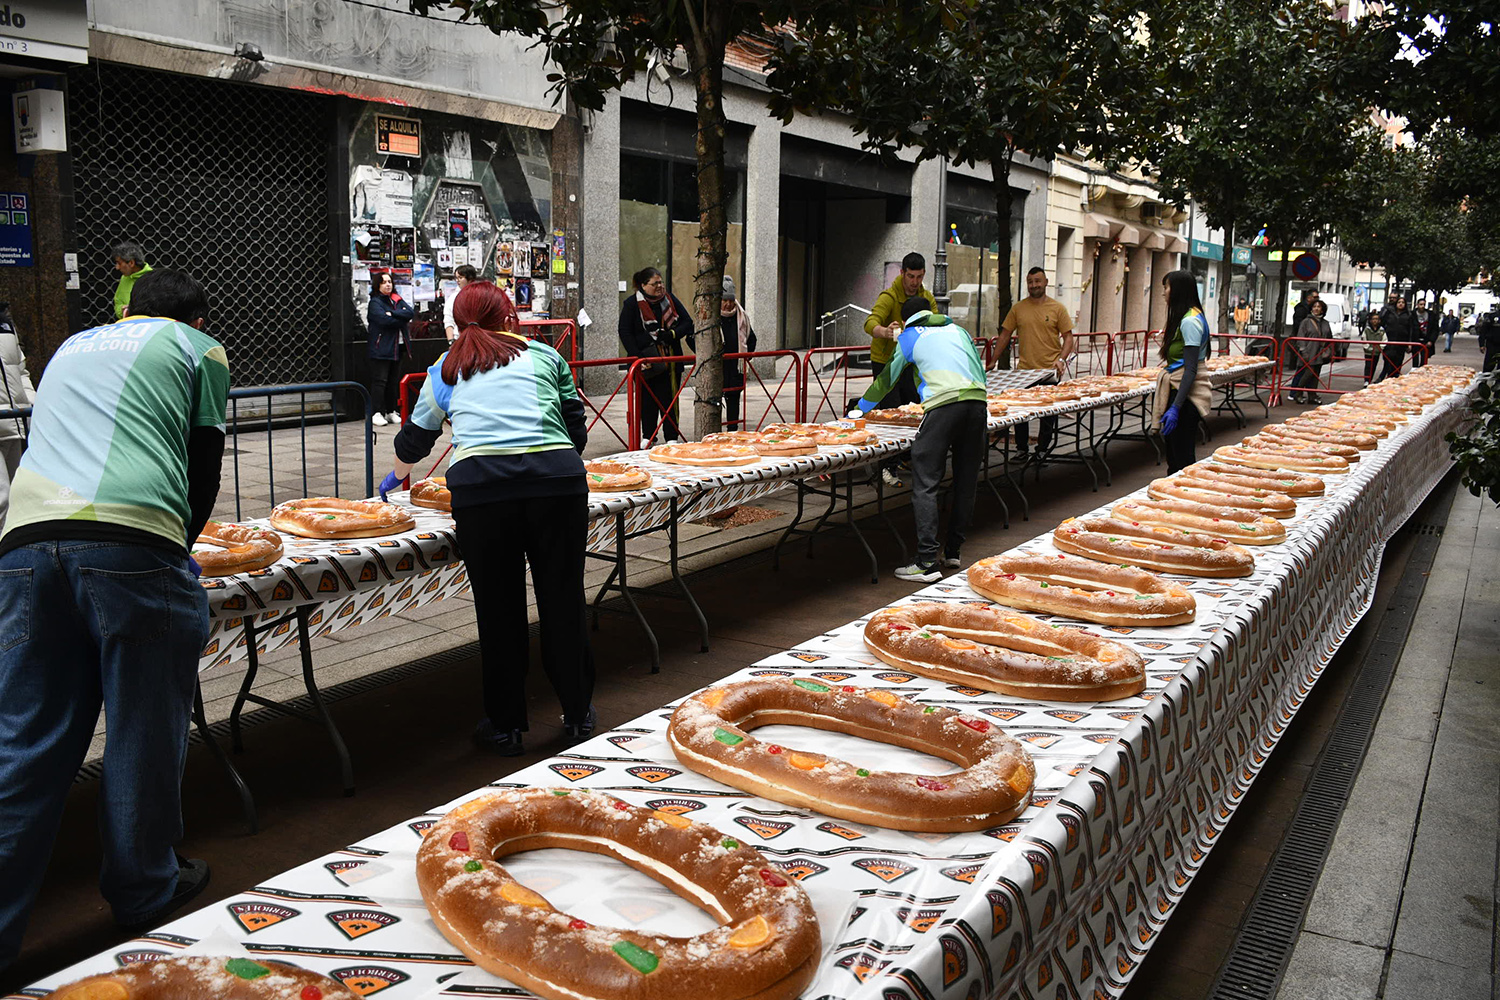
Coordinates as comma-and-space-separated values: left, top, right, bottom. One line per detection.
1141, 203, 1164, 225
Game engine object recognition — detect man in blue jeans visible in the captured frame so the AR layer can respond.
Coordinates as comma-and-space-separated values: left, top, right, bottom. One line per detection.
0, 269, 230, 971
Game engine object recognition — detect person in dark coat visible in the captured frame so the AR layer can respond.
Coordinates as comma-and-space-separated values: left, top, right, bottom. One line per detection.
719, 275, 758, 429
366, 271, 413, 426
1289, 301, 1333, 403
1377, 296, 1414, 382
618, 266, 694, 448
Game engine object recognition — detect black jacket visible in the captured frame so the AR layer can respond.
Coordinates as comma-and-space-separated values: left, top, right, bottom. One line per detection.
1380, 305, 1416, 343
720, 308, 758, 384
367, 292, 414, 360
618, 293, 695, 372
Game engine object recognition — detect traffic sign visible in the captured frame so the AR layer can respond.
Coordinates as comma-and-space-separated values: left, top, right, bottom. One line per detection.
1291, 252, 1321, 281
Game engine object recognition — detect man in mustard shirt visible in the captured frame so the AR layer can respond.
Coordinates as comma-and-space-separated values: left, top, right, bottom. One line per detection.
994, 267, 1074, 460
864, 253, 938, 485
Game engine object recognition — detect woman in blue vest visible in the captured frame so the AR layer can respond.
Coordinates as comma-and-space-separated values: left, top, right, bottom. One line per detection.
380, 282, 595, 755
1153, 270, 1214, 473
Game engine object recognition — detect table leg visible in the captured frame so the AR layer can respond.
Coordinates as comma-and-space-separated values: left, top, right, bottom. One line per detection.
837, 470, 879, 584
194, 681, 258, 834
668, 497, 709, 651
772, 478, 810, 571
295, 606, 355, 797
229, 617, 263, 754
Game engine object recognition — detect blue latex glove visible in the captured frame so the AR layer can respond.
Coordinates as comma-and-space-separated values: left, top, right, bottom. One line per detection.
187, 556, 203, 578
1159, 405, 1180, 437
379, 471, 403, 501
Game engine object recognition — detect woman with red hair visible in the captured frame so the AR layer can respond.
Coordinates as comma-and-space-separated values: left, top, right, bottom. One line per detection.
380, 282, 595, 755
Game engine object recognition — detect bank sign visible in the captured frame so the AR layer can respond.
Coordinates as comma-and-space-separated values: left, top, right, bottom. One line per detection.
0, 2, 88, 64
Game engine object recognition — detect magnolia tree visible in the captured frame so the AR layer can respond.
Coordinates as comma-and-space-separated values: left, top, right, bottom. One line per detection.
409, 0, 954, 435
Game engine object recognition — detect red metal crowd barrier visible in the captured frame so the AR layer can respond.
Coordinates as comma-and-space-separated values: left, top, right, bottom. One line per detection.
628, 350, 804, 444
1070, 332, 1113, 377
801, 346, 877, 424
1110, 330, 1151, 373
570, 357, 640, 452
1274, 337, 1429, 404
521, 317, 580, 362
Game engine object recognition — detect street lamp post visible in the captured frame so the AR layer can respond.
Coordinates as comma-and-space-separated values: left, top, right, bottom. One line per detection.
934, 158, 950, 314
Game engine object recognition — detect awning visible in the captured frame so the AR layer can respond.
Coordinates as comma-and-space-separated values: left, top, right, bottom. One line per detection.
1164, 236, 1189, 254
1111, 223, 1141, 246
1083, 213, 1113, 240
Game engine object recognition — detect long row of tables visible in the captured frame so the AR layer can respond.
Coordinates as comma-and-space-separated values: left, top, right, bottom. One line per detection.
21, 361, 1451, 1000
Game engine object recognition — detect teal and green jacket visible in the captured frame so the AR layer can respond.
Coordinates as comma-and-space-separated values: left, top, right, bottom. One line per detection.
856, 312, 986, 413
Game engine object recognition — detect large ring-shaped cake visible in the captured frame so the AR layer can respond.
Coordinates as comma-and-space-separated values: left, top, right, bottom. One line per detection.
1240, 433, 1362, 461
43, 957, 357, 999
761, 422, 878, 446
668, 675, 1036, 830
967, 553, 1197, 626
650, 442, 761, 467
1148, 477, 1296, 518
862, 602, 1147, 701
701, 431, 819, 457
1111, 498, 1287, 545
1212, 445, 1350, 474
417, 788, 821, 1000
191, 522, 284, 576
863, 404, 924, 426
410, 476, 452, 511
269, 497, 415, 539
1052, 516, 1255, 578
585, 460, 652, 492
1183, 462, 1325, 497
1259, 424, 1378, 451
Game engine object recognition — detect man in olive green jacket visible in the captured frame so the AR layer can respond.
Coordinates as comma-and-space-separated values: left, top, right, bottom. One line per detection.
864, 252, 938, 409
111, 241, 152, 322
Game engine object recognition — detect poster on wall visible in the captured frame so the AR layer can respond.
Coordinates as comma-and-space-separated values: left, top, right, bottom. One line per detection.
496, 241, 515, 276
514, 278, 533, 311
413, 262, 436, 303
436, 248, 454, 270
530, 243, 550, 278
352, 225, 391, 267
447, 208, 469, 247
392, 228, 416, 267
351, 167, 414, 227
513, 242, 531, 278
0, 192, 33, 266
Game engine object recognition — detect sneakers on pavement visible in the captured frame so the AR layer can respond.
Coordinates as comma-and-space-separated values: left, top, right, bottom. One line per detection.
472, 718, 526, 756
388, 411, 403, 424
894, 562, 942, 583
371, 411, 389, 427
881, 468, 905, 489
939, 554, 961, 569
117, 856, 211, 931
562, 704, 598, 744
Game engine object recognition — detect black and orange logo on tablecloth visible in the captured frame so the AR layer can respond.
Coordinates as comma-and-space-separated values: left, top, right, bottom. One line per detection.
645, 798, 704, 815
947, 685, 987, 698
788, 653, 827, 663
228, 902, 299, 933
940, 934, 967, 987
735, 816, 792, 840
407, 819, 436, 837
607, 734, 640, 752
854, 858, 916, 883
328, 910, 400, 940
114, 950, 171, 967
834, 951, 889, 983
332, 966, 410, 995
811, 671, 855, 682
550, 762, 604, 782
897, 906, 946, 933
815, 821, 865, 841
873, 672, 917, 683
625, 765, 679, 783
776, 859, 829, 881
941, 863, 983, 884
1043, 709, 1087, 724
981, 706, 1024, 722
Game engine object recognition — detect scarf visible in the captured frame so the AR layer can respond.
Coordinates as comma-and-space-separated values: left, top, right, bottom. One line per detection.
635, 290, 680, 355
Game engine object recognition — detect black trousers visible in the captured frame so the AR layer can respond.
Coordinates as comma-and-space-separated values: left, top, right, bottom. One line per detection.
636, 368, 684, 444
452, 493, 595, 731
1164, 402, 1202, 474
368, 357, 402, 414
724, 368, 745, 430
1377, 345, 1407, 383
910, 400, 987, 565
1014, 372, 1059, 453
1290, 362, 1324, 395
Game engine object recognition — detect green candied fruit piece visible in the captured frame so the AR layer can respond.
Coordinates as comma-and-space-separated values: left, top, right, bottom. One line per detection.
922, 705, 938, 714
1039, 582, 1050, 588
721, 837, 740, 849
589, 473, 604, 481
1134, 594, 1152, 600
1107, 536, 1120, 542
612, 940, 659, 974
551, 789, 570, 796
324, 514, 337, 519
464, 859, 483, 872
713, 727, 744, 746
856, 768, 871, 777
224, 959, 271, 980
792, 679, 831, 693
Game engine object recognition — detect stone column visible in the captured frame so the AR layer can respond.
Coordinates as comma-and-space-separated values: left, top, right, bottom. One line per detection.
580, 93, 620, 364
742, 112, 781, 350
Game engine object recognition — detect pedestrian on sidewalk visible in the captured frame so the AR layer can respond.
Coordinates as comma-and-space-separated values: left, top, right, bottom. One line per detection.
109, 241, 152, 322
443, 265, 480, 344
719, 275, 757, 430
1439, 308, 1459, 352
0, 305, 33, 531
1480, 308, 1500, 373
619, 266, 694, 450
1152, 270, 1213, 473
381, 281, 595, 756
864, 253, 936, 487
367, 270, 413, 427
1413, 298, 1436, 367
850, 296, 986, 583
994, 267, 1075, 462
1360, 312, 1386, 384
1377, 296, 1413, 381
1289, 300, 1333, 404
0, 269, 229, 972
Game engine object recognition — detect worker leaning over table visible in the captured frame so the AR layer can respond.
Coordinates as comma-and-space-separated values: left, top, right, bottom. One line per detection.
379, 280, 596, 757
849, 295, 987, 585
0, 269, 229, 972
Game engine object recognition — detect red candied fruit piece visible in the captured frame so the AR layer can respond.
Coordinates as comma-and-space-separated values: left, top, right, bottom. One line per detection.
1056, 554, 1065, 558
958, 717, 990, 732
569, 918, 589, 929
767, 744, 784, 754
614, 801, 630, 810
759, 868, 790, 887
448, 832, 470, 853
842, 685, 857, 693
1132, 521, 1140, 526
1003, 573, 1017, 580
301, 988, 323, 1000
888, 623, 912, 631
916, 776, 949, 791
1105, 591, 1116, 597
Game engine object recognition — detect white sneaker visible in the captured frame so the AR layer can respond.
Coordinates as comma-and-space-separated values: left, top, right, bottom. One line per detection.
882, 468, 905, 488
640, 438, 654, 451
894, 562, 942, 583
371, 411, 389, 427
388, 411, 403, 424
940, 555, 961, 569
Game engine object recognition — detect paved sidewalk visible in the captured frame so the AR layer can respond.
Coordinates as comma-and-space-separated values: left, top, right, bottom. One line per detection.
1277, 487, 1500, 999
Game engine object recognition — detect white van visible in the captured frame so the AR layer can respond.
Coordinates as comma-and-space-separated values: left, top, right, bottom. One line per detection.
1285, 291, 1353, 357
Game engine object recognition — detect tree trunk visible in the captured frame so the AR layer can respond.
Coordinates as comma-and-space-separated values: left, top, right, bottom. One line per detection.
1217, 219, 1236, 344
991, 144, 1016, 370
1274, 241, 1292, 365
684, 2, 732, 438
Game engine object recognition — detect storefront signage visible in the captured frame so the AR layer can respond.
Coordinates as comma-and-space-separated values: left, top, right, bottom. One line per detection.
376, 114, 421, 157
0, 2, 88, 64
1191, 239, 1223, 261
1232, 246, 1252, 265
11, 87, 64, 153
0, 191, 33, 266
